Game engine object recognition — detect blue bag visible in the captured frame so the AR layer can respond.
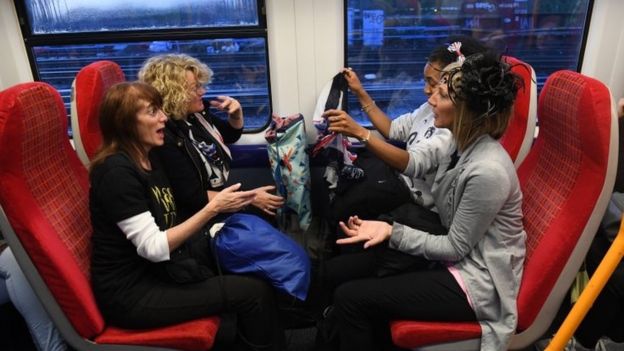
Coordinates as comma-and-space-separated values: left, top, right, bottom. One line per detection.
212, 213, 311, 301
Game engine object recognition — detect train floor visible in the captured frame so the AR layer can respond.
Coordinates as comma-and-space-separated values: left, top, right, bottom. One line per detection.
0, 299, 577, 351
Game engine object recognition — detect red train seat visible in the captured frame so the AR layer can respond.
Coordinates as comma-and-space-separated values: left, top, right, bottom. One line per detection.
500, 55, 538, 167
0, 82, 220, 351
70, 60, 125, 165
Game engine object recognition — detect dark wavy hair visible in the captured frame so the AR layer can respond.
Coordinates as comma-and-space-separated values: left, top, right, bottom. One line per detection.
443, 52, 522, 150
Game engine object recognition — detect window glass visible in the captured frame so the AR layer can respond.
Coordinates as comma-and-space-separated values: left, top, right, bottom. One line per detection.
17, 0, 269, 133
345, 0, 591, 125
32, 38, 270, 131
24, 0, 259, 34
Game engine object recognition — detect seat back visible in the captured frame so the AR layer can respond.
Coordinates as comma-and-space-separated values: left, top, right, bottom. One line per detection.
0, 82, 219, 351
70, 60, 125, 165
0, 82, 103, 337
510, 70, 617, 348
390, 70, 617, 350
499, 55, 537, 167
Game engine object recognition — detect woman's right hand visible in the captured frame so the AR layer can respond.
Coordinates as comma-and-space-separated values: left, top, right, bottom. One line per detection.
337, 216, 392, 249
342, 67, 365, 95
208, 183, 256, 213
324, 109, 369, 140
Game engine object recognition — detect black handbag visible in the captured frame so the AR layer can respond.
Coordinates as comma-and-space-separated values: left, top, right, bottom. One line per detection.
331, 149, 412, 224
374, 202, 448, 277
163, 229, 216, 284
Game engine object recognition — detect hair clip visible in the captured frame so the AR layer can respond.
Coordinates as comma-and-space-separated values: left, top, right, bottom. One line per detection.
447, 42, 465, 63
475, 100, 497, 121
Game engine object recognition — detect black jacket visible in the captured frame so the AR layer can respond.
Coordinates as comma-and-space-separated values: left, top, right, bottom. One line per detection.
153, 108, 242, 221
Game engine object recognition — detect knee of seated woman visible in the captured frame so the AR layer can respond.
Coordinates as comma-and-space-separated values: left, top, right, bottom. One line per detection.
333, 280, 374, 308
223, 275, 275, 303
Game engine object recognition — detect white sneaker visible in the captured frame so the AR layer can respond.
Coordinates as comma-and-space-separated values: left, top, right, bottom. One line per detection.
595, 337, 624, 351
533, 336, 593, 351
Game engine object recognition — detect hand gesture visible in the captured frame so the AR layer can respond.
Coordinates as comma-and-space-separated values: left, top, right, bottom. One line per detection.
342, 67, 365, 95
251, 185, 285, 216
324, 109, 368, 140
208, 183, 256, 213
337, 216, 392, 249
210, 96, 243, 121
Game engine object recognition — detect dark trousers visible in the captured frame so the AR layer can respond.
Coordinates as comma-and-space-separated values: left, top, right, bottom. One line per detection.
575, 232, 624, 347
323, 247, 476, 351
113, 275, 283, 351
331, 151, 412, 225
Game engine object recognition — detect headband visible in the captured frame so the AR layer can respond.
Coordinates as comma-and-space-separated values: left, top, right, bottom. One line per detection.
447, 42, 465, 64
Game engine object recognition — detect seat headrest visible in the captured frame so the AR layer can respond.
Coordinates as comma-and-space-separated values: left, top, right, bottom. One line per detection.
74, 60, 125, 160
499, 55, 536, 166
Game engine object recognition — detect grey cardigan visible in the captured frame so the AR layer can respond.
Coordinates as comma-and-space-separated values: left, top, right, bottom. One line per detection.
390, 134, 526, 351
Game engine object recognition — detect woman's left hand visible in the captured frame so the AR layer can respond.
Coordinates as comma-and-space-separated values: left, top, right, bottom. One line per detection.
324, 109, 368, 140
210, 96, 243, 123
337, 216, 392, 249
251, 185, 285, 216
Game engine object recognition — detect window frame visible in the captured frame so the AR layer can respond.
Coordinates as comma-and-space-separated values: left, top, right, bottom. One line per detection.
13, 0, 273, 133
342, 0, 595, 118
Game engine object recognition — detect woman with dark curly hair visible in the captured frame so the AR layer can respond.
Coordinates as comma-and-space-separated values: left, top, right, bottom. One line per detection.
322, 52, 526, 351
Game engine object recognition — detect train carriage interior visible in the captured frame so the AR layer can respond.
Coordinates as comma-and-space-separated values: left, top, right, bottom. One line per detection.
1, 0, 624, 350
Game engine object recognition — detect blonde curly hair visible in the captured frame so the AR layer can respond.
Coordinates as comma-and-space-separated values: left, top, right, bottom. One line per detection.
138, 54, 213, 120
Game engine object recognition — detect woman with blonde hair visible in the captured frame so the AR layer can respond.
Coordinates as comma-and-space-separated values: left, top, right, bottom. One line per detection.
139, 54, 283, 222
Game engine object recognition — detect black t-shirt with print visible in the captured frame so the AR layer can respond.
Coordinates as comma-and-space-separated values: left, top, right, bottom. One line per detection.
89, 152, 176, 314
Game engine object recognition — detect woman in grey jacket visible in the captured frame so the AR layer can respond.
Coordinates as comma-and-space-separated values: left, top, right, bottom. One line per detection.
324, 52, 526, 351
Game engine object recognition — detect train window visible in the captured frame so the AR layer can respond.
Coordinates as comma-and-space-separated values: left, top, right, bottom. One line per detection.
14, 0, 270, 133
22, 1, 259, 34
345, 0, 593, 125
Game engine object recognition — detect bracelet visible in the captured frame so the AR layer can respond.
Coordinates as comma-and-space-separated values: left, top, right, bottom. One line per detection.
360, 100, 376, 113
359, 129, 372, 144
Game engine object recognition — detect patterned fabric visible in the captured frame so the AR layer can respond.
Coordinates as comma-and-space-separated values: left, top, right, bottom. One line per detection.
521, 75, 583, 259
311, 118, 362, 185
0, 83, 101, 337
8, 84, 93, 277
311, 73, 364, 188
187, 112, 232, 188
515, 70, 613, 331
265, 113, 312, 231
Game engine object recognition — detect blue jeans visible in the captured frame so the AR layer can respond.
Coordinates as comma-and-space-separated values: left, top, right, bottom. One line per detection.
0, 248, 67, 351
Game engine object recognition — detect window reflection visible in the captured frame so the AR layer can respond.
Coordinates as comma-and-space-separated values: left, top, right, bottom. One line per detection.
33, 38, 270, 131
24, 0, 259, 34
346, 0, 591, 125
